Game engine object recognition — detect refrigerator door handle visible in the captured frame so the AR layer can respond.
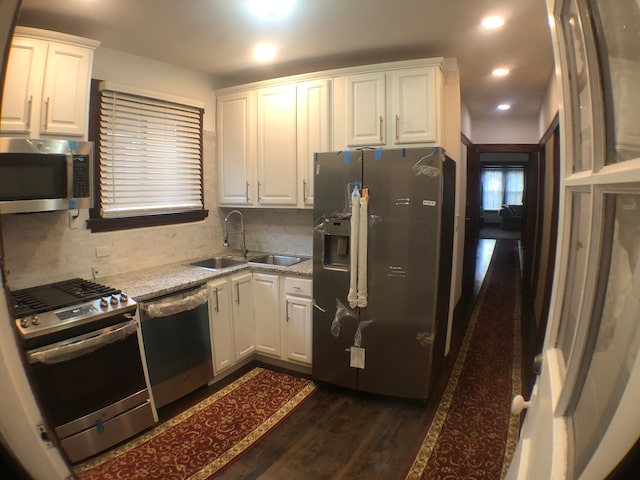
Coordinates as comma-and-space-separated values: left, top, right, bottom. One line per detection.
379, 115, 384, 143
313, 301, 326, 313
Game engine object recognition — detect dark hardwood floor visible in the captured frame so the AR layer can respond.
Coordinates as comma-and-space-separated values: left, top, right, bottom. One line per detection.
151, 240, 537, 480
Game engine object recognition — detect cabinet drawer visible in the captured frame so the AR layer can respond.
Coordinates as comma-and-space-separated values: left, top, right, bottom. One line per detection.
285, 276, 312, 297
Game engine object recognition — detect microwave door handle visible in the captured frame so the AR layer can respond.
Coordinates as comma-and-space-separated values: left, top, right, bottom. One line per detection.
27, 319, 138, 365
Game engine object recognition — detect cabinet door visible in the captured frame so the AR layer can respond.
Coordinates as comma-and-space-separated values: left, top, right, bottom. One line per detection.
1, 37, 46, 135
390, 67, 439, 144
346, 72, 386, 147
285, 294, 312, 365
253, 273, 281, 357
231, 272, 255, 360
256, 84, 297, 206
40, 43, 93, 137
218, 91, 255, 205
208, 278, 235, 374
297, 79, 331, 207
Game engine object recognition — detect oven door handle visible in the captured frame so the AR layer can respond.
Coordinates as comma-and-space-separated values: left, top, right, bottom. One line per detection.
27, 318, 138, 365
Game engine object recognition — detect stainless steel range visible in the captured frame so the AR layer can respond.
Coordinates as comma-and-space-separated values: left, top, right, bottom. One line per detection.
11, 278, 156, 464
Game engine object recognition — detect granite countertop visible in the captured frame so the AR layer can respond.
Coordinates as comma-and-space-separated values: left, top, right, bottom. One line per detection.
98, 253, 312, 302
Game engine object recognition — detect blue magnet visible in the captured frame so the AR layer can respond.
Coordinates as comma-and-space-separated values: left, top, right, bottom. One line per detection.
375, 148, 382, 160
402, 148, 407, 157
344, 151, 350, 165
68, 199, 77, 209
96, 419, 104, 434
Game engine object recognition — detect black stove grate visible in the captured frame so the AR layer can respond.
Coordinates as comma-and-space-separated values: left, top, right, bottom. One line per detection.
11, 278, 120, 318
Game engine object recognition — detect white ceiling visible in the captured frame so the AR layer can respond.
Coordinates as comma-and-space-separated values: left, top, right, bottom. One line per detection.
15, 0, 555, 119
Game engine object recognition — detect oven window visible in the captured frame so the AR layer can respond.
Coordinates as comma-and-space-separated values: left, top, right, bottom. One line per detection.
29, 331, 146, 427
0, 153, 67, 200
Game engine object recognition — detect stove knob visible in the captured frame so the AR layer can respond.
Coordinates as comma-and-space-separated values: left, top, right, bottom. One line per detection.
110, 295, 119, 306
20, 317, 30, 328
31, 315, 40, 326
100, 297, 110, 308
120, 293, 128, 303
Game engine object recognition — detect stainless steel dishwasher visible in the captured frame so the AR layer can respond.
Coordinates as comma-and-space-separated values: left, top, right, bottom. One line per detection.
139, 286, 212, 409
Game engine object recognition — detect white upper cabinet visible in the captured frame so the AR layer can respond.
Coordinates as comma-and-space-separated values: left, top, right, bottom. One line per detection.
345, 72, 387, 147
1, 27, 99, 139
217, 78, 331, 209
297, 79, 331, 207
217, 58, 457, 208
256, 84, 298, 206
390, 67, 440, 144
333, 64, 443, 150
217, 90, 256, 206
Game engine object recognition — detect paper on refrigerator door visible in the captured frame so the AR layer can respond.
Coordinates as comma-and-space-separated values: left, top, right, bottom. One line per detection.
350, 346, 365, 369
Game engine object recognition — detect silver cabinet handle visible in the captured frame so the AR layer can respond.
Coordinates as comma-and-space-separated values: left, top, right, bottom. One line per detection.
43, 97, 50, 131
395, 114, 400, 143
257, 181, 262, 202
379, 115, 384, 142
303, 179, 307, 202
286, 300, 290, 322
235, 282, 240, 304
246, 181, 250, 203
26, 95, 33, 130
214, 288, 219, 313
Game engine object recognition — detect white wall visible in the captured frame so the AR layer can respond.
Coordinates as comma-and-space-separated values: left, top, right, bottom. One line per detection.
472, 115, 540, 144
539, 74, 559, 137
2, 47, 227, 290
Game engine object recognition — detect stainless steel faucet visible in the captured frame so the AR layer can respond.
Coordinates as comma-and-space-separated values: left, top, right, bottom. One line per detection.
223, 210, 248, 257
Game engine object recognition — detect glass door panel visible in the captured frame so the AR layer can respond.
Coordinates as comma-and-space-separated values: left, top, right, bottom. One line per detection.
590, 1, 640, 163
570, 192, 640, 476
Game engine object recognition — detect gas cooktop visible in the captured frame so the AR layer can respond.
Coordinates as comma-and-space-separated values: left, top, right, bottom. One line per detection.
11, 278, 137, 347
11, 278, 121, 318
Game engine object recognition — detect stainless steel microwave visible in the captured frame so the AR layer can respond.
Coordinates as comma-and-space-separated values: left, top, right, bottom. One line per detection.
0, 138, 93, 214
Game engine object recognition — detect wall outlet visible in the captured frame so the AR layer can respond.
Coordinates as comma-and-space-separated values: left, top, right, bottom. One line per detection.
96, 246, 110, 258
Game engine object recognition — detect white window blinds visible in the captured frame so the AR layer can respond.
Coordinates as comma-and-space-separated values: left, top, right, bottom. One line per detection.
98, 87, 204, 218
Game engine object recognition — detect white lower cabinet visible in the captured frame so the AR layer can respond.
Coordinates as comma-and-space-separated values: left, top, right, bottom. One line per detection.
207, 271, 254, 375
207, 277, 235, 374
253, 273, 281, 357
208, 271, 312, 375
283, 277, 313, 365
231, 272, 255, 361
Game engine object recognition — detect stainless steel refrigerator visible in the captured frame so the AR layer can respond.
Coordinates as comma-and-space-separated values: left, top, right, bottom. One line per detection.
312, 147, 455, 400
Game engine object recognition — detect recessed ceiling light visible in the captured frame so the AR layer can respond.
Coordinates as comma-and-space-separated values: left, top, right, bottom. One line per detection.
497, 104, 511, 111
492, 68, 510, 77
247, 0, 295, 18
482, 16, 505, 29
253, 43, 277, 62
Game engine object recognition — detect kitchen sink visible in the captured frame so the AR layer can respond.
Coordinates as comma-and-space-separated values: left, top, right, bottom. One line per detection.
249, 254, 305, 267
190, 257, 247, 270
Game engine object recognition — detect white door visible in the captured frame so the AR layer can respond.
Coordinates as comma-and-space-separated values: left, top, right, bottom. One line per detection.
285, 294, 312, 365
231, 272, 255, 360
1, 37, 46, 135
208, 278, 235, 374
252, 273, 281, 357
256, 84, 297, 206
390, 67, 439, 145
507, 1, 640, 479
218, 91, 255, 206
297, 78, 331, 207
40, 42, 92, 137
345, 71, 386, 147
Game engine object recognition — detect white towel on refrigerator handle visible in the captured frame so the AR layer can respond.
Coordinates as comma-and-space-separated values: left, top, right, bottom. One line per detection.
356, 195, 368, 308
347, 186, 360, 308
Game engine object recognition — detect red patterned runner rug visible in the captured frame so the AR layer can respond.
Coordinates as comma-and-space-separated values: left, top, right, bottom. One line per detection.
404, 239, 522, 480
74, 367, 317, 480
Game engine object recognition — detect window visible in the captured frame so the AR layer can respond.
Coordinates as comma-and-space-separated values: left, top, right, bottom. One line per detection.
481, 167, 524, 210
88, 81, 208, 232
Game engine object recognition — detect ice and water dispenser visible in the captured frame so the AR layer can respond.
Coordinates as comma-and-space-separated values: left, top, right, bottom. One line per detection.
322, 217, 350, 269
